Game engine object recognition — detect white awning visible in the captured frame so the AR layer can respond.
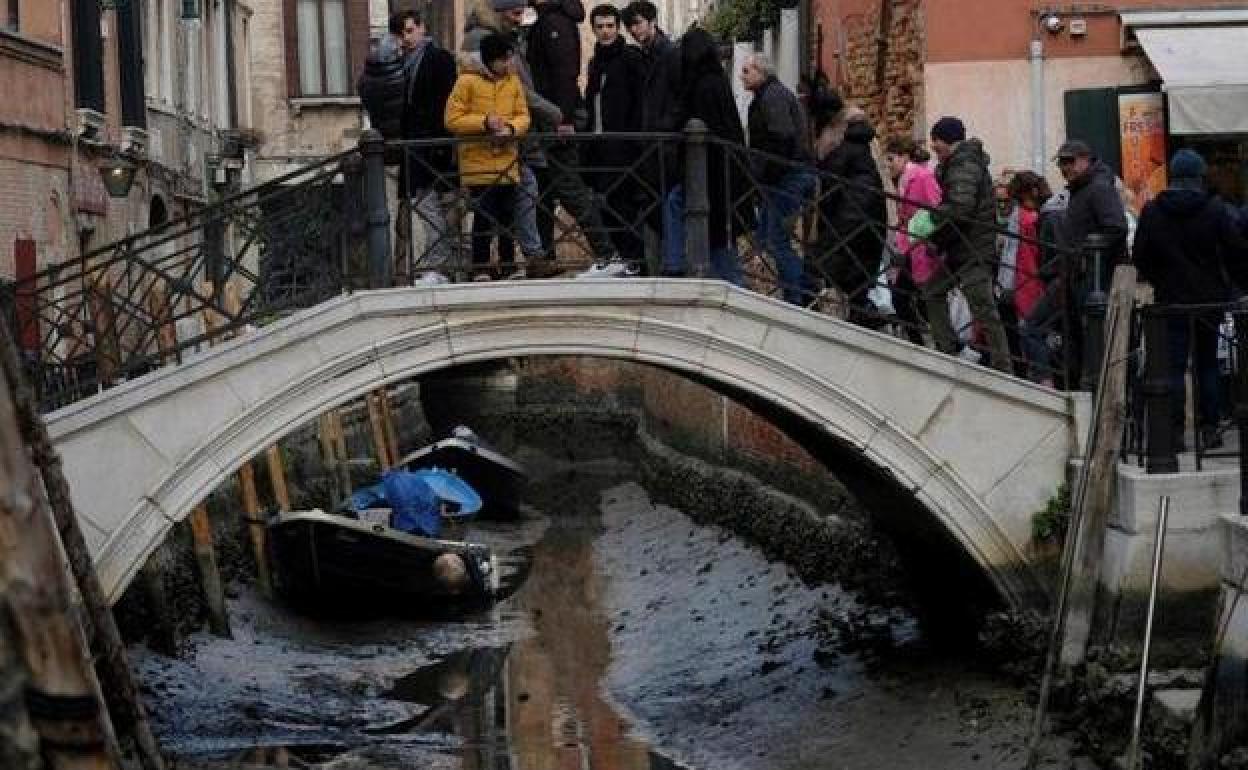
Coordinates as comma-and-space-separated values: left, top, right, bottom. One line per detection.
1127, 20, 1248, 135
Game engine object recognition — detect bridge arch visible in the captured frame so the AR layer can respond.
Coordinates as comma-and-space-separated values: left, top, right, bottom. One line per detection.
45, 282, 1083, 607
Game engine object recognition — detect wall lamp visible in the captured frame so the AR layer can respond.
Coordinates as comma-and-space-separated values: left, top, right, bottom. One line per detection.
99, 156, 137, 199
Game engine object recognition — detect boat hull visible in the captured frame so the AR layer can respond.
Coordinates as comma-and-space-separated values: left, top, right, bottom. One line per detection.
267, 511, 498, 609
399, 438, 527, 518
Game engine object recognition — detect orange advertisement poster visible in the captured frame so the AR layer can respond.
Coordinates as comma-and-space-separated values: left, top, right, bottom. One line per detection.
1118, 92, 1167, 215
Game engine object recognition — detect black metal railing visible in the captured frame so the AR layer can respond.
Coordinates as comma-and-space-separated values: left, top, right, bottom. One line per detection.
1, 150, 355, 410
4, 123, 1102, 412
1122, 302, 1248, 496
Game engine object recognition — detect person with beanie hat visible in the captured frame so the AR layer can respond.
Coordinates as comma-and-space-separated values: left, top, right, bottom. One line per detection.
911, 116, 1012, 372
1133, 147, 1248, 449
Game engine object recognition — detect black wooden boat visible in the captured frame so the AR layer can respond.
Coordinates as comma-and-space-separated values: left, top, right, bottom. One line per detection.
267, 510, 498, 607
398, 433, 527, 518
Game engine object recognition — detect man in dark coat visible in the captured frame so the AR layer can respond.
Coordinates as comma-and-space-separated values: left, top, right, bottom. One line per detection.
812, 110, 886, 325
525, 0, 622, 275
584, 4, 647, 271
673, 27, 751, 284
916, 116, 1011, 371
742, 54, 816, 304
358, 11, 458, 283
1053, 138, 1128, 383
622, 0, 682, 272
1134, 149, 1248, 449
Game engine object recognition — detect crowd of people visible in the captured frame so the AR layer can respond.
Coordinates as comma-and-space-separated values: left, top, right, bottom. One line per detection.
358, 4, 1248, 429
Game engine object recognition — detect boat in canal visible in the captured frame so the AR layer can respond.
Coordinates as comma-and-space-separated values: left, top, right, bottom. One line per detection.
398, 427, 527, 519
267, 509, 500, 608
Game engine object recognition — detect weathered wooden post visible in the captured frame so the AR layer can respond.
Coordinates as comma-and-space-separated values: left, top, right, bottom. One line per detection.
265, 447, 292, 511
0, 337, 123, 769
379, 387, 401, 466
86, 272, 120, 389
188, 506, 232, 638
367, 390, 394, 471
0, 315, 166, 770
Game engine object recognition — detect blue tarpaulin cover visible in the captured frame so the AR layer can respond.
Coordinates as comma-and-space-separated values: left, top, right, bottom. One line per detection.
348, 469, 483, 538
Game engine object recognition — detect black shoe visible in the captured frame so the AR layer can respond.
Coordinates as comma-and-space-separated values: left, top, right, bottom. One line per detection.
660, 268, 687, 278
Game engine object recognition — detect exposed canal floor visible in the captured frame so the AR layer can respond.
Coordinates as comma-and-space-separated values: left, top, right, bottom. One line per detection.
133, 461, 1082, 769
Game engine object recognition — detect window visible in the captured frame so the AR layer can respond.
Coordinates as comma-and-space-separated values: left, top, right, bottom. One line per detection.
72, 0, 105, 111
284, 0, 367, 99
296, 0, 348, 96
5, 0, 18, 32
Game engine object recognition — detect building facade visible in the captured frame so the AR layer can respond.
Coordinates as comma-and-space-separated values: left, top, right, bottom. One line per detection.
812, 0, 1248, 204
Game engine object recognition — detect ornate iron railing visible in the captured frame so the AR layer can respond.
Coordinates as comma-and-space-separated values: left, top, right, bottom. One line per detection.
4, 125, 1099, 412
2, 150, 356, 410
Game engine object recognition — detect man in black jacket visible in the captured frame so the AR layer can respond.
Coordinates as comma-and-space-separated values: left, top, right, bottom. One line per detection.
584, 4, 647, 271
526, 0, 622, 276
742, 53, 816, 304
360, 11, 458, 283
1134, 149, 1248, 449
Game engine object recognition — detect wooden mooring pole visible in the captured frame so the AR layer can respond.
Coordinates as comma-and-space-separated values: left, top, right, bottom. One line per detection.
1, 317, 166, 769
188, 506, 232, 638
367, 390, 394, 471
0, 331, 123, 769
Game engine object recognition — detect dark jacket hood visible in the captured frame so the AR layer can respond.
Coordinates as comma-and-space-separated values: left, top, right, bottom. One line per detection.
680, 27, 721, 78
1068, 159, 1116, 193
843, 118, 875, 144
536, 0, 585, 21
1156, 188, 1211, 218
948, 137, 989, 168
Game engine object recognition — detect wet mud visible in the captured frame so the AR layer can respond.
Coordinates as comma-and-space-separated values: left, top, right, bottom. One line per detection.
132, 448, 1081, 769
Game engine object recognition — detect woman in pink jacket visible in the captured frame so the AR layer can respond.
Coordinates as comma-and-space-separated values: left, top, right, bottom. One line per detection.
885, 135, 942, 347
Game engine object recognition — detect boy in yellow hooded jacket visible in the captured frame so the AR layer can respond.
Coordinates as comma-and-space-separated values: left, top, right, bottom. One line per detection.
445, 33, 530, 279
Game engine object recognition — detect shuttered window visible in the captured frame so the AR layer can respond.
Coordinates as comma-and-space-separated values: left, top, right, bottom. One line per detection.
285, 0, 365, 98
72, 0, 105, 111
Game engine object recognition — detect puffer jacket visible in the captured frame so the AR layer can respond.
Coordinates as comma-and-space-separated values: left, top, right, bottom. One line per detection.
358, 36, 407, 139
527, 0, 586, 123
1063, 159, 1128, 284
461, 0, 561, 168
444, 53, 530, 186
1134, 188, 1248, 303
931, 138, 997, 272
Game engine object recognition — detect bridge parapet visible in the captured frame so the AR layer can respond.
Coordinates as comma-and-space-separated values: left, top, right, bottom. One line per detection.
45, 282, 1083, 607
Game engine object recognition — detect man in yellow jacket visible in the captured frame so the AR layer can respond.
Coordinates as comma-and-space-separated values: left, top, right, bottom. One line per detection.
445, 33, 530, 280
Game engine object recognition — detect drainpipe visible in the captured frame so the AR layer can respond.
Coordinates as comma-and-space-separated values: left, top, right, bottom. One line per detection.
1029, 31, 1046, 172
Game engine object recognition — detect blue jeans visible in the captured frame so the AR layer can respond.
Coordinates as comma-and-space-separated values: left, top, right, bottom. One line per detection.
512, 166, 544, 259
710, 245, 742, 286
662, 185, 685, 274
756, 170, 816, 304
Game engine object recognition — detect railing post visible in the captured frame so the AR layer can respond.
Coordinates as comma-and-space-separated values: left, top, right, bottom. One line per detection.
360, 129, 391, 288
340, 150, 367, 291
1142, 307, 1178, 473
1235, 310, 1248, 514
1081, 232, 1110, 390
682, 118, 711, 278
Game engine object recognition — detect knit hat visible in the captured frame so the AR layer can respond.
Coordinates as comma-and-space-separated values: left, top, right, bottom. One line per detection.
930, 116, 965, 144
1169, 148, 1207, 181
479, 32, 514, 67
491, 0, 526, 11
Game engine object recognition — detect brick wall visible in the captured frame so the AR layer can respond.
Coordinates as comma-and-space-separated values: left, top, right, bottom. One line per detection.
836, 0, 924, 138
0, 155, 69, 279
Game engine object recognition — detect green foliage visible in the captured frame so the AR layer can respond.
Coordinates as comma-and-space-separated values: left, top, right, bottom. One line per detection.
704, 0, 779, 42
1031, 482, 1071, 544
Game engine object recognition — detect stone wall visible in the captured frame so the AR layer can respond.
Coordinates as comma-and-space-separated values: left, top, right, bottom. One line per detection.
836, 0, 924, 139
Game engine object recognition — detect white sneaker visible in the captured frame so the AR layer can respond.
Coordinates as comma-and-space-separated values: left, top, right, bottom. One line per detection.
417, 271, 449, 285
576, 259, 630, 279
503, 267, 527, 280
958, 346, 982, 363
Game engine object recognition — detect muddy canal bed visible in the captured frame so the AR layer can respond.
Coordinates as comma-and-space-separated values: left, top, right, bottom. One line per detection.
134, 470, 1078, 769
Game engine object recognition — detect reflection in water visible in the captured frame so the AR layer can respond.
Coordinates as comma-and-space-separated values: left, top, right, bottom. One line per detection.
383, 515, 666, 770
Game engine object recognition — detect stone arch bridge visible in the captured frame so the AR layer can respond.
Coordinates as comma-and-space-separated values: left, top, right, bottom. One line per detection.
44, 281, 1087, 608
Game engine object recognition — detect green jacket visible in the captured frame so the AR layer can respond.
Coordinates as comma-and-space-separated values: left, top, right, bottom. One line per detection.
932, 139, 998, 271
